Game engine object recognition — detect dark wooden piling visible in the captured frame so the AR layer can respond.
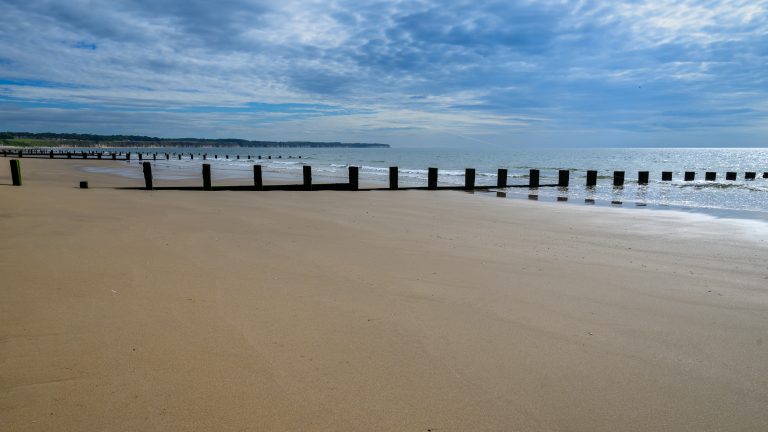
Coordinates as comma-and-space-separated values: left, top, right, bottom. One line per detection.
662, 171, 672, 181
705, 172, 716, 181
558, 169, 569, 187
138, 153, 143, 161
726, 172, 737, 181
253, 165, 263, 190
153, 154, 156, 161
638, 171, 649, 185
112, 153, 116, 160
126, 153, 131, 161
684, 171, 695, 181
142, 162, 153, 190
67, 152, 72, 159
178, 154, 182, 160
745, 172, 756, 180
497, 168, 508, 188
17, 150, 22, 158
529, 169, 539, 188
303, 166, 312, 190
97, 153, 102, 160
465, 168, 476, 190
166, 153, 170, 160
763, 172, 768, 179
389, 167, 399, 190
49, 150, 54, 159
613, 171, 625, 187
202, 164, 212, 191
586, 170, 597, 187
428, 167, 438, 190
349, 166, 359, 191
79, 181, 88, 189
9, 160, 21, 186
190, 154, 193, 160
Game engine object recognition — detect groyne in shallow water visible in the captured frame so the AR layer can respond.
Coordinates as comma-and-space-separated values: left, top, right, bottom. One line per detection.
4, 146, 768, 218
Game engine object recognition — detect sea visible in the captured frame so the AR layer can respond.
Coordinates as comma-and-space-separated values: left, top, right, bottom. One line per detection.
78, 147, 768, 220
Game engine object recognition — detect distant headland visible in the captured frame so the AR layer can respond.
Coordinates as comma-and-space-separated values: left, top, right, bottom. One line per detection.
0, 132, 390, 148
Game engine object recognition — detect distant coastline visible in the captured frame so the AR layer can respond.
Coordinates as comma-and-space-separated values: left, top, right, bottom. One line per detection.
0, 132, 390, 148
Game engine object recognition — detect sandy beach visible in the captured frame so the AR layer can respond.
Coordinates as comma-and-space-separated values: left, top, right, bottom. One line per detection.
2, 158, 768, 431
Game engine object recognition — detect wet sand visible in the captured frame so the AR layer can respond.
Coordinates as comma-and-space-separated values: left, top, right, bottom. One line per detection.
2, 158, 768, 431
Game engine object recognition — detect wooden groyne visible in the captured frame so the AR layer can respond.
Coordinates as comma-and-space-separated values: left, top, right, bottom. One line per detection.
3, 153, 768, 191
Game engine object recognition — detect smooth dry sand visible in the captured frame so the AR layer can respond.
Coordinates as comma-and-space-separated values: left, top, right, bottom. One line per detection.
2, 158, 768, 431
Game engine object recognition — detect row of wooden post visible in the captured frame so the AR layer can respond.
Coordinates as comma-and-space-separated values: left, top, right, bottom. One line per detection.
137, 162, 767, 191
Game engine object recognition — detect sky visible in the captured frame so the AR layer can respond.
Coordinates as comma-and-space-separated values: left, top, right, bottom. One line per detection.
0, 0, 766, 148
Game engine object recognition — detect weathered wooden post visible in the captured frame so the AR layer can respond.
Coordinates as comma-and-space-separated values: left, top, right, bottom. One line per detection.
684, 171, 695, 181
726, 172, 736, 181
178, 154, 181, 160
202, 164, 212, 191
303, 165, 312, 191
529, 169, 539, 188
165, 153, 170, 160
586, 170, 597, 187
465, 168, 476, 190
253, 165, 263, 190
389, 166, 398, 190
705, 172, 716, 181
138, 153, 143, 161
49, 150, 54, 159
190, 153, 194, 160
79, 181, 88, 189
638, 171, 649, 185
428, 167, 438, 190
349, 166, 359, 191
112, 153, 116, 160
67, 152, 72, 159
497, 168, 508, 188
558, 170, 569, 187
17, 150, 22, 158
745, 172, 756, 180
9, 160, 21, 186
97, 153, 102, 160
613, 171, 625, 187
763, 172, 768, 179
152, 154, 156, 161
126, 152, 131, 161
142, 162, 153, 190
662, 171, 672, 181
203, 154, 207, 160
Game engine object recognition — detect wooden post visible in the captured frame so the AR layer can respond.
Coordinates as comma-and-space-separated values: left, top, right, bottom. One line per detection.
349, 166, 359, 191
389, 166, 398, 190
9, 160, 21, 186
138, 153, 143, 161
745, 172, 756, 180
18, 150, 22, 158
126, 152, 131, 161
428, 167, 438, 190
465, 168, 476, 190
586, 170, 597, 187
726, 172, 736, 181
638, 171, 649, 185
529, 169, 539, 188
67, 152, 72, 159
166, 153, 170, 160
49, 150, 54, 159
97, 153, 102, 160
661, 171, 672, 181
112, 153, 116, 160
763, 172, 768, 179
684, 171, 695, 181
142, 162, 153, 190
497, 168, 508, 188
303, 165, 312, 190
79, 181, 88, 189
558, 169, 569, 187
613, 171, 625, 187
202, 164, 211, 190
705, 172, 716, 181
253, 165, 263, 190
178, 154, 182, 160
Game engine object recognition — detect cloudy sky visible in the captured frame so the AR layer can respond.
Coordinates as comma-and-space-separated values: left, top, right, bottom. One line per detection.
0, 0, 766, 147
